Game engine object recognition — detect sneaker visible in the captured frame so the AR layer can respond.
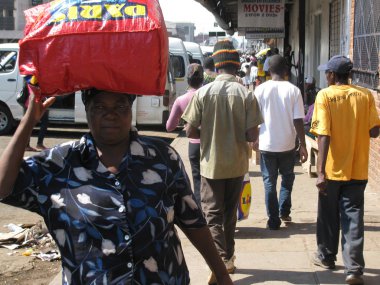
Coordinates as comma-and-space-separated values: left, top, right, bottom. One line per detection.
225, 255, 236, 274
312, 253, 335, 269
345, 274, 364, 285
280, 215, 292, 222
207, 272, 217, 285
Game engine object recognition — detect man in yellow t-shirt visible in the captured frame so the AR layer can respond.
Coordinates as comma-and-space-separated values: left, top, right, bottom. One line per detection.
310, 55, 380, 285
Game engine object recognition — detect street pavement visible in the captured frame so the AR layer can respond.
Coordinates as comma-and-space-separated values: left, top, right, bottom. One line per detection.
171, 135, 380, 285
1, 131, 379, 284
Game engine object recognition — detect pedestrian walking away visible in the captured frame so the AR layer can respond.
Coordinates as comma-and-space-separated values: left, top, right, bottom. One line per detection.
182, 39, 263, 284
254, 54, 308, 230
310, 55, 380, 285
166, 63, 204, 205
203, 57, 217, 85
0, 88, 233, 285
303, 76, 319, 134
241, 57, 251, 89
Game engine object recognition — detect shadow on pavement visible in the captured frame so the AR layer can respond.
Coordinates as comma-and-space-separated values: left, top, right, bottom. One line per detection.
364, 224, 380, 232
233, 268, 317, 284
233, 267, 380, 284
249, 170, 305, 178
235, 222, 316, 239
236, 222, 380, 238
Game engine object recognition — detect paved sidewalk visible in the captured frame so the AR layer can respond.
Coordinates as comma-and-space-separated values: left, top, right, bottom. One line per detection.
171, 136, 380, 285
2, 132, 379, 285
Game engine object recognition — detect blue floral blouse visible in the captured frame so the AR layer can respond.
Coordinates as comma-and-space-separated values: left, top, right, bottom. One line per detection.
2, 133, 206, 284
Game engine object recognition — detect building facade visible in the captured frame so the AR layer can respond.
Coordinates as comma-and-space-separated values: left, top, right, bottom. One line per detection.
0, 0, 49, 42
166, 21, 196, 42
285, 0, 380, 190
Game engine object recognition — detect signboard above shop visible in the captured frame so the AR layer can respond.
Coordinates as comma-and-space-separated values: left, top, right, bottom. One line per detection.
238, 0, 285, 38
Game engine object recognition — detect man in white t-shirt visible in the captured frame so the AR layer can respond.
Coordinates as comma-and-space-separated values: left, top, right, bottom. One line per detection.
254, 55, 308, 230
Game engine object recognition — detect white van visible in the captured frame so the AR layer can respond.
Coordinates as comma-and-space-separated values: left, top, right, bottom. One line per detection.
0, 43, 176, 134
184, 41, 205, 66
200, 45, 214, 57
0, 43, 24, 134
168, 37, 190, 97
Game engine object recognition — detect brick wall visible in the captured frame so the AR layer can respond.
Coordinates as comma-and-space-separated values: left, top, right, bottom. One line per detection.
368, 90, 380, 190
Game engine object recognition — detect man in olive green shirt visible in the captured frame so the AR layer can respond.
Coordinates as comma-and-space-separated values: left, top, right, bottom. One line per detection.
182, 40, 263, 284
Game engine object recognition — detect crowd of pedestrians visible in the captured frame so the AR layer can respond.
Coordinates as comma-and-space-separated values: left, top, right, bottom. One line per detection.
172, 41, 379, 285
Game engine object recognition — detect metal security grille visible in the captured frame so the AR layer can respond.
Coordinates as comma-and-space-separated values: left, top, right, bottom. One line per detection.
352, 0, 380, 90
329, 0, 341, 57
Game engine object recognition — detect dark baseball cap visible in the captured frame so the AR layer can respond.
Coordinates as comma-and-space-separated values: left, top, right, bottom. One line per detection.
317, 55, 353, 73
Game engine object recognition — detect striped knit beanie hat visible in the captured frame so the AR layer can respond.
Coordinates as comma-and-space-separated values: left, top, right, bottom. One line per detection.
212, 40, 240, 70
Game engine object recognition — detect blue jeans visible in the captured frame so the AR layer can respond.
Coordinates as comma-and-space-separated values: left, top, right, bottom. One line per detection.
316, 179, 366, 275
260, 150, 296, 228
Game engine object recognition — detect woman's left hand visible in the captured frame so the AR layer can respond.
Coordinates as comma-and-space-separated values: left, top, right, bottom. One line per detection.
25, 85, 56, 125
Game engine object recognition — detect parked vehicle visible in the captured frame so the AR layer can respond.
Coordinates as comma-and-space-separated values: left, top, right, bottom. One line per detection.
0, 44, 90, 135
0, 43, 177, 134
168, 37, 190, 97
184, 41, 205, 66
0, 43, 29, 135
200, 45, 214, 57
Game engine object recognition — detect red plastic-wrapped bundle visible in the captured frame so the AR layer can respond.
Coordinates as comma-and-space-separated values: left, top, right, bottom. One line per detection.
18, 0, 168, 96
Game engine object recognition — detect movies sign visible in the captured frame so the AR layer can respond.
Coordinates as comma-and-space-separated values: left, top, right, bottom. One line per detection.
238, 0, 285, 38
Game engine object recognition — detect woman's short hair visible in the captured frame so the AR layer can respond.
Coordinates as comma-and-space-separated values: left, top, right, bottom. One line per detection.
187, 64, 204, 88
